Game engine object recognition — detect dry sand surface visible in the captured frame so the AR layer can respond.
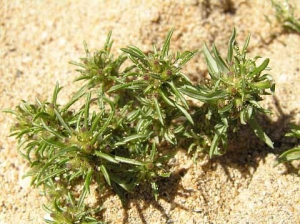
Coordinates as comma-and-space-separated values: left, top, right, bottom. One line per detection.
1, 0, 300, 223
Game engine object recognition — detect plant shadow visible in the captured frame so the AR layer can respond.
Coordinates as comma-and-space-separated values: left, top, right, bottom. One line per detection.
121, 168, 189, 224
104, 98, 299, 223
201, 95, 300, 183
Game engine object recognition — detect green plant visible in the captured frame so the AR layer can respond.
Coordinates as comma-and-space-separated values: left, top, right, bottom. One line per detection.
182, 28, 275, 157
276, 124, 300, 165
6, 28, 275, 223
270, 0, 300, 33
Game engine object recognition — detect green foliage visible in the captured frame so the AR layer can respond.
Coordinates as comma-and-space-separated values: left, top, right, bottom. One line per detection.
270, 0, 300, 33
276, 124, 300, 165
6, 29, 275, 222
182, 28, 275, 157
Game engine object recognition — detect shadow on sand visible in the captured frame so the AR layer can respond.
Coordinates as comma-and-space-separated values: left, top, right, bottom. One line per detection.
115, 96, 299, 223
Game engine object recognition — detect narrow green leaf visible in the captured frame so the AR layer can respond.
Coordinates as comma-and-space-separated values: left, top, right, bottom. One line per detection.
174, 103, 194, 125
159, 172, 171, 178
121, 46, 150, 68
251, 81, 272, 89
33, 112, 52, 121
249, 58, 269, 78
14, 128, 36, 139
84, 169, 93, 193
114, 156, 144, 166
33, 141, 48, 157
2, 109, 18, 115
177, 72, 192, 83
67, 192, 76, 207
49, 146, 79, 161
41, 137, 65, 148
242, 33, 251, 55
107, 80, 147, 93
100, 165, 111, 186
83, 40, 90, 57
122, 46, 146, 58
38, 167, 69, 185
84, 92, 91, 129
286, 124, 300, 138
94, 151, 119, 164
69, 170, 83, 182
249, 100, 263, 109
179, 85, 228, 102
203, 43, 219, 79
35, 163, 55, 185
168, 81, 189, 109
178, 50, 198, 67
173, 124, 184, 134
164, 130, 176, 145
110, 174, 133, 192
143, 85, 154, 95
218, 102, 233, 113
104, 30, 113, 52
126, 110, 140, 123
276, 147, 300, 165
69, 60, 86, 68
53, 108, 72, 134
129, 56, 149, 72
227, 28, 236, 63
209, 124, 227, 158
153, 98, 164, 126
150, 141, 156, 160
151, 182, 159, 201
52, 82, 62, 107
62, 85, 87, 111
212, 44, 229, 73
40, 120, 65, 139
161, 28, 174, 59
76, 110, 85, 131
136, 118, 151, 133
97, 103, 114, 135
42, 204, 53, 214
240, 109, 247, 125
77, 186, 88, 209
248, 117, 273, 149
90, 110, 104, 133
54, 198, 64, 212
157, 88, 175, 107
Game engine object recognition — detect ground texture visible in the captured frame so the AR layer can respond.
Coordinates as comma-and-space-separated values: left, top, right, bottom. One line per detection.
1, 0, 300, 223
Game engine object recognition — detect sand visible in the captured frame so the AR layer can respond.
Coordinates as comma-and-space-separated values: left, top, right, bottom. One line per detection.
1, 0, 300, 223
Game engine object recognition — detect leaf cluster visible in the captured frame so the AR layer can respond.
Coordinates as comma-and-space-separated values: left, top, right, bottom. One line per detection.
6, 28, 275, 223
276, 124, 300, 165
270, 0, 300, 33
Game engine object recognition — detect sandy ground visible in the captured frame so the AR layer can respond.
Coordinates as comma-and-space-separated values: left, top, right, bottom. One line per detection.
1, 0, 300, 223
